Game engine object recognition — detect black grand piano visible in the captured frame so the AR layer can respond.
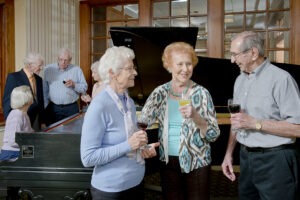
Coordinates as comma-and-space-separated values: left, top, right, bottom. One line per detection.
1, 27, 300, 200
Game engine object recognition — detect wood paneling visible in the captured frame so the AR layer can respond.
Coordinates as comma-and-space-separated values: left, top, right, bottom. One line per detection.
2, 0, 14, 75
291, 0, 300, 65
139, 0, 151, 26
0, 0, 15, 121
79, 3, 92, 96
207, 0, 224, 58
80, 0, 137, 6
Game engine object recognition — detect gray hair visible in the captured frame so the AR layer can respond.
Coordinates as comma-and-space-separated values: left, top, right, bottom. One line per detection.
58, 47, 72, 60
98, 46, 135, 84
10, 85, 33, 109
232, 31, 265, 57
23, 52, 44, 66
91, 61, 100, 70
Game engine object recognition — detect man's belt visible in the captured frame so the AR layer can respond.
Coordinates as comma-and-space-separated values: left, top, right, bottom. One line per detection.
241, 143, 295, 153
50, 101, 77, 108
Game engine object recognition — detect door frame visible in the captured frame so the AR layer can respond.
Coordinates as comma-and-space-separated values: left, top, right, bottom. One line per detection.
0, 0, 15, 122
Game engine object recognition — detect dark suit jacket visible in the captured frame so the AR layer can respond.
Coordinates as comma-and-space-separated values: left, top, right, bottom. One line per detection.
2, 69, 45, 130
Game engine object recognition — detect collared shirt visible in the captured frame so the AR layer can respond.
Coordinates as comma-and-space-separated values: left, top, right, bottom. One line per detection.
234, 59, 300, 147
43, 63, 87, 106
23, 67, 36, 97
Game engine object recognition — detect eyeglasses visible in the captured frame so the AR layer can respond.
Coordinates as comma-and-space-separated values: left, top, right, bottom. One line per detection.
230, 48, 252, 59
120, 66, 137, 72
58, 58, 71, 63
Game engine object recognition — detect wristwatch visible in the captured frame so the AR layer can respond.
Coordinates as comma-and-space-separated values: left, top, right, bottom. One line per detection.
255, 120, 262, 130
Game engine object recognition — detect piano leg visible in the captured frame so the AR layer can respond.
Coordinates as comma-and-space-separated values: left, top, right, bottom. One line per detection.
6, 186, 20, 200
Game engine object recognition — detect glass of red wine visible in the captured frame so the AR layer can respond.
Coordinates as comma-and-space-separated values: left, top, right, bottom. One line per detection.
137, 121, 148, 131
227, 98, 247, 137
137, 117, 151, 149
227, 98, 241, 114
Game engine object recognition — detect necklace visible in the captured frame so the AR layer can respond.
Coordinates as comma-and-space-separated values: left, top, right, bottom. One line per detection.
169, 81, 190, 97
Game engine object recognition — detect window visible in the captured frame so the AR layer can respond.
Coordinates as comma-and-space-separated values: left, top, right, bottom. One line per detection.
152, 0, 208, 56
224, 0, 290, 63
91, 4, 139, 62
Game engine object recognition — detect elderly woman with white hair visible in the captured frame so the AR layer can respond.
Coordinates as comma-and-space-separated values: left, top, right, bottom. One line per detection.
0, 85, 34, 162
2, 52, 45, 130
80, 46, 158, 200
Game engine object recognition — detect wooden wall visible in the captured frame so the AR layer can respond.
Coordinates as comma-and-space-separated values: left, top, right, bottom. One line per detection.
0, 0, 15, 122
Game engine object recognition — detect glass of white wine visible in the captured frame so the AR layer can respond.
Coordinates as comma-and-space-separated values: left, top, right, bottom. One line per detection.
179, 92, 191, 122
179, 92, 191, 107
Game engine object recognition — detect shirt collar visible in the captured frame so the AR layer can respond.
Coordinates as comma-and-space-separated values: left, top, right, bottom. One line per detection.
252, 58, 269, 76
58, 63, 71, 72
241, 58, 269, 77
23, 67, 34, 79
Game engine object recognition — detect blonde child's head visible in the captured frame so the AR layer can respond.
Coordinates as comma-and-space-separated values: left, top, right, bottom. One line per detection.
10, 86, 33, 109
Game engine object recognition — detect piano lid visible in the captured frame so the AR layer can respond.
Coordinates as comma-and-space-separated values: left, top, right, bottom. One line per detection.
110, 27, 199, 106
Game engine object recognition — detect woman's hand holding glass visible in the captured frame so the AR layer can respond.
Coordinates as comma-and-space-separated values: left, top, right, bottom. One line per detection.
136, 117, 152, 150
140, 142, 160, 159
136, 116, 159, 158
179, 92, 192, 120
179, 92, 191, 106
128, 130, 148, 151
81, 94, 92, 104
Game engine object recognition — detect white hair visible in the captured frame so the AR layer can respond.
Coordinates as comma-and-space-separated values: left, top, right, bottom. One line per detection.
91, 61, 100, 70
10, 85, 33, 109
58, 47, 72, 60
23, 52, 44, 66
98, 46, 135, 84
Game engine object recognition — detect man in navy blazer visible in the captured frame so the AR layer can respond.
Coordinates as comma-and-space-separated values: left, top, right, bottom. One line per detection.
2, 52, 45, 131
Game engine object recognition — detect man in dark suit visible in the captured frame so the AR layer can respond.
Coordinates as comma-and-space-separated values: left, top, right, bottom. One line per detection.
2, 52, 45, 131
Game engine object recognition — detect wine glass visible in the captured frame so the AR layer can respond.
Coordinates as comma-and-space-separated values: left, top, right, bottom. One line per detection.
179, 92, 191, 123
80, 92, 90, 112
227, 98, 240, 114
137, 119, 148, 131
136, 116, 151, 149
179, 92, 191, 107
227, 98, 246, 137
